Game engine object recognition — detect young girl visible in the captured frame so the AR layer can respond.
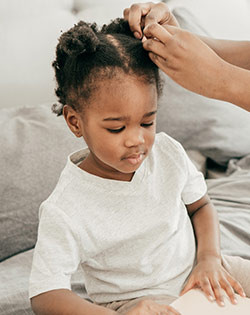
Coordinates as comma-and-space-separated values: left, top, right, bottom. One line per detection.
29, 18, 249, 315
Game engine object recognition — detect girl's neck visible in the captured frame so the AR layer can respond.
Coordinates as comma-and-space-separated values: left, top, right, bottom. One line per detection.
78, 154, 134, 182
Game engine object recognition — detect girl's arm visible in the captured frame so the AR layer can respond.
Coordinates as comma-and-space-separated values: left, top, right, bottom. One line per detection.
31, 289, 117, 315
186, 194, 221, 266
184, 194, 245, 306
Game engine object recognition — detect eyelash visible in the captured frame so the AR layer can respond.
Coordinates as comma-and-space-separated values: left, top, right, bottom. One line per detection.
141, 122, 154, 128
107, 126, 125, 133
107, 122, 154, 133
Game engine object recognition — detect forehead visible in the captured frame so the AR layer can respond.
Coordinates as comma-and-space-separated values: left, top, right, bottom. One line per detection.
86, 74, 157, 117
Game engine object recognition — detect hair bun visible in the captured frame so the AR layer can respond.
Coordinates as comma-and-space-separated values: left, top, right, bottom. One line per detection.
59, 21, 100, 57
102, 18, 133, 37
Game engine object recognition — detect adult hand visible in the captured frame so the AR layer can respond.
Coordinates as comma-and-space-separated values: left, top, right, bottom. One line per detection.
123, 2, 179, 39
180, 255, 246, 307
125, 299, 181, 315
142, 23, 230, 100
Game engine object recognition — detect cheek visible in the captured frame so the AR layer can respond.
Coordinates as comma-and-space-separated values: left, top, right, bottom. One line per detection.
146, 126, 156, 147
93, 134, 122, 157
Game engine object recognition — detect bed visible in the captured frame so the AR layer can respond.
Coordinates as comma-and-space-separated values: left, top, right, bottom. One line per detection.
1, 1, 250, 314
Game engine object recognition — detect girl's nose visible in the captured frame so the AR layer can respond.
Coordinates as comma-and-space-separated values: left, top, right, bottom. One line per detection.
124, 129, 145, 147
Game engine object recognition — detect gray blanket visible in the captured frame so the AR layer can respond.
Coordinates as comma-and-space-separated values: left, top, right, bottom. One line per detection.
207, 154, 250, 260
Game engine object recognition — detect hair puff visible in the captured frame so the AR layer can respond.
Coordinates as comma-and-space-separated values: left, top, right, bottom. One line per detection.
59, 21, 100, 57
102, 18, 133, 37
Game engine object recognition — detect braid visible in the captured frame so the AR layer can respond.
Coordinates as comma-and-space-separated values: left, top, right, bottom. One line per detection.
52, 18, 161, 116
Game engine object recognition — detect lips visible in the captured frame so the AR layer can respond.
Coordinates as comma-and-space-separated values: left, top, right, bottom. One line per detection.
123, 153, 145, 165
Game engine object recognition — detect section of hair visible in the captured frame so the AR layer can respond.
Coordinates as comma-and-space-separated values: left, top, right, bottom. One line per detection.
52, 18, 161, 116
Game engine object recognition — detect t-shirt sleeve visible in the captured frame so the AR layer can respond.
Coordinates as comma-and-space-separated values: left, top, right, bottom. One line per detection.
180, 146, 207, 205
156, 133, 207, 205
29, 203, 82, 299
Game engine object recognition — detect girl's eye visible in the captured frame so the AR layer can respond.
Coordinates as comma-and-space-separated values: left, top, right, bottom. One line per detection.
107, 126, 125, 133
141, 122, 154, 128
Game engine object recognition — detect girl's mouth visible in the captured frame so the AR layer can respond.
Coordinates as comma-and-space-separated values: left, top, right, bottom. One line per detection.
124, 153, 144, 165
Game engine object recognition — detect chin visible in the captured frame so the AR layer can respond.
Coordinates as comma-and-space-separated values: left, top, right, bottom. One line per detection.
119, 163, 143, 174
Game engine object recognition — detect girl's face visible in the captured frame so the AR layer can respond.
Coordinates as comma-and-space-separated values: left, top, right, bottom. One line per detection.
64, 74, 158, 181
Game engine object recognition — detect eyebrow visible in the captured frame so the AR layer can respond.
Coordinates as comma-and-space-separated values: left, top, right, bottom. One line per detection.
102, 110, 157, 121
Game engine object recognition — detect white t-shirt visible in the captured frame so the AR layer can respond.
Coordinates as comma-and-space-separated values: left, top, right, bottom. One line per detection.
29, 132, 207, 303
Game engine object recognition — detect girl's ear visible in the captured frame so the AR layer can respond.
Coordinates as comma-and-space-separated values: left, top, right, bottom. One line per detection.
63, 105, 83, 138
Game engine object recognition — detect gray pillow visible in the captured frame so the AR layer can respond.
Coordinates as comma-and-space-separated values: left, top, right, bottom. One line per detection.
0, 103, 83, 261
156, 7, 250, 165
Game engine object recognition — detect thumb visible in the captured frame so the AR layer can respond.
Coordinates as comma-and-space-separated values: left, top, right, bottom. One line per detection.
180, 278, 196, 296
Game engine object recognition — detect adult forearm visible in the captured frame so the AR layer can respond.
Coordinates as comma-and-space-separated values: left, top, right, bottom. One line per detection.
31, 289, 117, 315
215, 62, 250, 112
200, 36, 250, 70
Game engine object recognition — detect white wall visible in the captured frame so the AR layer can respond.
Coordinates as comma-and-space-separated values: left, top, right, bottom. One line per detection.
1, 0, 250, 109
165, 0, 250, 39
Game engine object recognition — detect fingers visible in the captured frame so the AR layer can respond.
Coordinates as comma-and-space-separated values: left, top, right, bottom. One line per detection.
220, 278, 238, 305
144, 24, 180, 40
178, 261, 247, 308
143, 23, 172, 44
148, 52, 169, 75
123, 3, 154, 38
123, 2, 178, 39
179, 273, 241, 307
144, 2, 175, 28
210, 279, 226, 306
143, 39, 167, 61
180, 277, 196, 296
226, 274, 246, 298
203, 273, 245, 306
216, 272, 246, 305
199, 277, 215, 302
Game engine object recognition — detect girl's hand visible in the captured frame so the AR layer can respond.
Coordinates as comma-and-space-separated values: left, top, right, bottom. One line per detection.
180, 255, 246, 306
123, 2, 179, 39
124, 299, 181, 315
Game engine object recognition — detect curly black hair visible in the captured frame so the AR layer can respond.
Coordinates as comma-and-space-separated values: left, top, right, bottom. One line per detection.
52, 18, 162, 116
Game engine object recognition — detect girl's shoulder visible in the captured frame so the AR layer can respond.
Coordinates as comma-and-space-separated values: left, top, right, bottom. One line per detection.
155, 132, 186, 156
151, 132, 190, 172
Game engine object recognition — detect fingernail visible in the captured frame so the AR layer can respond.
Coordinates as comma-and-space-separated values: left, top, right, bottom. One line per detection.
233, 298, 238, 304
208, 295, 214, 301
134, 31, 141, 39
219, 300, 225, 307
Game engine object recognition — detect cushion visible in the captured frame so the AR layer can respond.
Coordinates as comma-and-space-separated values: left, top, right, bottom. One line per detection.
156, 7, 250, 166
0, 103, 83, 261
0, 249, 88, 314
